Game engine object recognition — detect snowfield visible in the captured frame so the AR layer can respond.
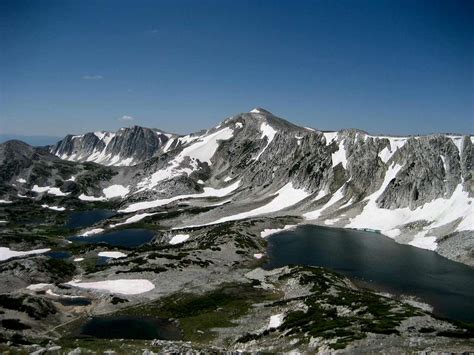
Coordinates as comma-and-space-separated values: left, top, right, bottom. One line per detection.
120, 179, 241, 213
136, 127, 234, 191
78, 194, 106, 201
41, 204, 66, 211
27, 283, 52, 291
32, 185, 70, 196
260, 225, 296, 238
169, 234, 190, 245
80, 228, 105, 236
254, 122, 277, 160
208, 183, 309, 225
268, 313, 284, 329
98, 251, 127, 258
0, 247, 51, 261
102, 185, 130, 198
110, 212, 157, 228
67, 279, 155, 295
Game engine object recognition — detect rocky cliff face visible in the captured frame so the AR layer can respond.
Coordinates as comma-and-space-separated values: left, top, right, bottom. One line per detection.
50, 125, 175, 166
2, 108, 472, 262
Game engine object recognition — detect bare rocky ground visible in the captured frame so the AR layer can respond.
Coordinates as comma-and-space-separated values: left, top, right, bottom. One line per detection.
0, 201, 473, 354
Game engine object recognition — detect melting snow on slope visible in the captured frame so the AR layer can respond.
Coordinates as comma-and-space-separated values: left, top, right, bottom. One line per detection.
204, 183, 309, 226
303, 185, 346, 220
0, 247, 51, 261
323, 132, 338, 146
98, 251, 127, 259
345, 163, 473, 250
260, 225, 296, 238
331, 140, 347, 168
254, 122, 277, 160
27, 283, 52, 291
80, 228, 105, 236
377, 137, 407, 163
32, 185, 70, 196
41, 204, 66, 211
102, 185, 129, 198
169, 234, 190, 245
137, 127, 234, 191
67, 279, 155, 295
120, 179, 241, 213
78, 194, 106, 201
268, 314, 284, 329
110, 212, 157, 228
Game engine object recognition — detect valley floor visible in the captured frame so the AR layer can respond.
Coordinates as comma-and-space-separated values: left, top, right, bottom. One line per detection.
0, 200, 473, 353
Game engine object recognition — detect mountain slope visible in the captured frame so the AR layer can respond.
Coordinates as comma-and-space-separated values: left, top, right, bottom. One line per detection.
2, 108, 473, 264
50, 125, 177, 166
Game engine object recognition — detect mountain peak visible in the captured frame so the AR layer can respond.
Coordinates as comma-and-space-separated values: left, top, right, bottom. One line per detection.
249, 107, 273, 115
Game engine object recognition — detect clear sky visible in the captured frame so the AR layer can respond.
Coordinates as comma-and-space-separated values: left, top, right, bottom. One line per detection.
1, 0, 472, 137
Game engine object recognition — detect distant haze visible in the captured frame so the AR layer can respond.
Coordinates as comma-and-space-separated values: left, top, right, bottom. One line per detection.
0, 134, 61, 147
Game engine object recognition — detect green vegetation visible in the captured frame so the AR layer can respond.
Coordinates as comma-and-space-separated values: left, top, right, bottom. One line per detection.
238, 266, 424, 350
118, 283, 279, 343
0, 295, 56, 320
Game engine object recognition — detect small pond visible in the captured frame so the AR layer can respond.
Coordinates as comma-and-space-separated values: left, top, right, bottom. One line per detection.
79, 315, 181, 340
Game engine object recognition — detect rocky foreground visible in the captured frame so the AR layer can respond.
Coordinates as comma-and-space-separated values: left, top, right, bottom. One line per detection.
0, 198, 473, 353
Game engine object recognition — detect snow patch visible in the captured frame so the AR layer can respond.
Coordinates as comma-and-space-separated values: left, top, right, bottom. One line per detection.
41, 204, 66, 211
110, 212, 157, 228
331, 140, 347, 168
80, 228, 105, 236
102, 185, 129, 199
32, 185, 70, 196
98, 251, 127, 259
79, 194, 106, 201
254, 122, 277, 160
120, 180, 241, 213
27, 283, 52, 291
67, 279, 155, 295
260, 225, 296, 238
408, 233, 437, 251
169, 234, 190, 245
323, 132, 338, 146
136, 127, 234, 191
0, 199, 13, 204
253, 253, 264, 259
345, 164, 473, 249
207, 183, 309, 225
268, 313, 284, 329
378, 137, 407, 163
0, 247, 51, 261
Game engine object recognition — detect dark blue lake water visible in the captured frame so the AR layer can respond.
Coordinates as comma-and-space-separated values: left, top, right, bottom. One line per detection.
66, 209, 115, 229
79, 316, 181, 340
265, 225, 474, 323
69, 228, 156, 248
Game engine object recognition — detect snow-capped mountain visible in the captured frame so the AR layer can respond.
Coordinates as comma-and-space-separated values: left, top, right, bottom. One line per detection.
1, 108, 472, 263
50, 125, 178, 166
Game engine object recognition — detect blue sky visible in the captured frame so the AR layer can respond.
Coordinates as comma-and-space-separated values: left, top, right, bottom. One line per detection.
0, 0, 472, 137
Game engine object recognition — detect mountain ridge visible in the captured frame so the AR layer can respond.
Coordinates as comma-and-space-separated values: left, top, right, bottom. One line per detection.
1, 108, 472, 265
